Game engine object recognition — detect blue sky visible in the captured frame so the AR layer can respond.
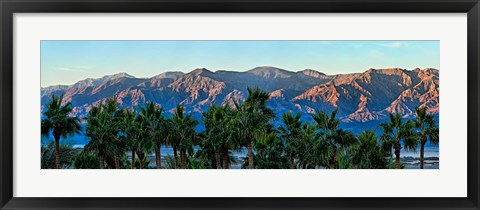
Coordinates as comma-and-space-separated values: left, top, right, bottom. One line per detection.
41, 40, 439, 87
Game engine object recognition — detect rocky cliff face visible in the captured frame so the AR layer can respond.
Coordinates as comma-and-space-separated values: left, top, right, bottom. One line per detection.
41, 66, 439, 130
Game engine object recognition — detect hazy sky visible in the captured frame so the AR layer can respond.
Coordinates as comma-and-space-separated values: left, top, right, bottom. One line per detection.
41, 40, 439, 87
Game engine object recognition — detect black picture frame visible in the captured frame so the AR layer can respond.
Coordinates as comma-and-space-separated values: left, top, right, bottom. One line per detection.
1, 0, 479, 209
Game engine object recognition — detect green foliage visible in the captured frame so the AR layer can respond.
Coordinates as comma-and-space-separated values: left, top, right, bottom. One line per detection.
349, 130, 389, 169
380, 112, 419, 169
84, 98, 124, 169
118, 108, 144, 169
413, 106, 439, 169
73, 151, 99, 169
414, 106, 439, 145
172, 104, 198, 168
248, 132, 289, 169
278, 112, 303, 169
297, 123, 323, 169
41, 95, 82, 140
172, 105, 198, 151
380, 113, 418, 169
201, 105, 238, 168
162, 154, 178, 169
139, 101, 166, 168
134, 155, 153, 169
187, 156, 211, 169
380, 113, 418, 151
233, 87, 275, 169
312, 110, 357, 169
41, 140, 79, 169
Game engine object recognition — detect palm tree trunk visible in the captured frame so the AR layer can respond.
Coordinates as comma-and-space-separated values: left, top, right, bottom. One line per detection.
290, 156, 295, 169
139, 158, 143, 169
420, 138, 426, 169
114, 154, 120, 169
222, 149, 228, 169
155, 142, 161, 169
215, 150, 222, 169
54, 137, 61, 169
173, 147, 178, 169
247, 140, 254, 169
180, 149, 187, 169
99, 154, 105, 169
138, 152, 145, 169
131, 149, 136, 169
330, 147, 337, 169
394, 141, 402, 169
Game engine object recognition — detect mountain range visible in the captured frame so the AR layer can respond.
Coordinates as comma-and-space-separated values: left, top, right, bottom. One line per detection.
41, 66, 439, 132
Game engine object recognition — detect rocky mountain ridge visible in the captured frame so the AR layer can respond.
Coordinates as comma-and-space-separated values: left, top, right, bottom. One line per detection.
41, 66, 439, 131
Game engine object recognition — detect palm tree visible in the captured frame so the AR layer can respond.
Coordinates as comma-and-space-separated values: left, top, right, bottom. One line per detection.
102, 98, 123, 169
139, 102, 165, 169
249, 132, 289, 169
85, 106, 109, 169
232, 108, 256, 169
171, 105, 198, 169
135, 114, 154, 169
163, 118, 179, 169
41, 95, 81, 169
380, 113, 418, 169
413, 106, 439, 169
203, 106, 225, 169
312, 110, 356, 169
84, 99, 122, 169
350, 130, 389, 169
278, 112, 303, 169
119, 108, 140, 169
297, 123, 320, 169
203, 105, 238, 169
193, 132, 216, 169
221, 106, 239, 169
234, 87, 274, 169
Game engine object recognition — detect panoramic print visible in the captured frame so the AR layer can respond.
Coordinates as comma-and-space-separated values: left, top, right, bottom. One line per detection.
41, 41, 439, 169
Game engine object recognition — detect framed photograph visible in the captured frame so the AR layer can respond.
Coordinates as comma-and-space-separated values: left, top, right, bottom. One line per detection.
1, 0, 479, 209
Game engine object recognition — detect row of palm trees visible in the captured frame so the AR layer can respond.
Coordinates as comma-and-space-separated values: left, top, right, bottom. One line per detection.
41, 87, 439, 169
